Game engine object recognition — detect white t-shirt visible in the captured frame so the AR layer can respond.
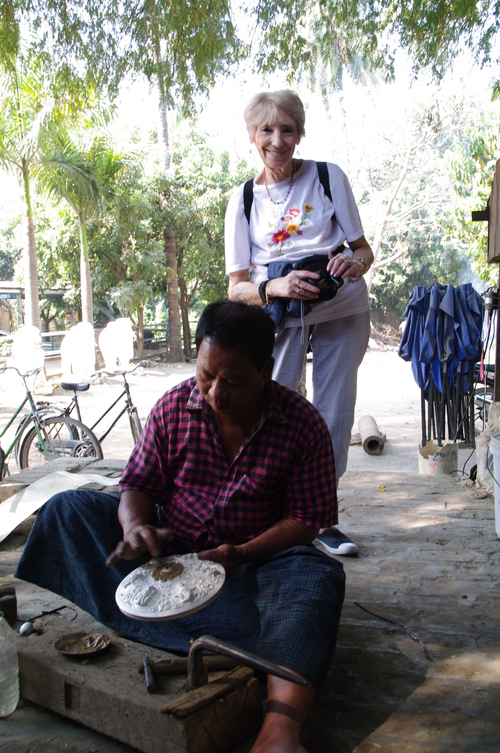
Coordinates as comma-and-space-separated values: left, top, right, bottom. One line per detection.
225, 160, 370, 325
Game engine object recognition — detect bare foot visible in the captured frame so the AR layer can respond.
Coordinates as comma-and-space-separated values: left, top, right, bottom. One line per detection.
250, 713, 308, 753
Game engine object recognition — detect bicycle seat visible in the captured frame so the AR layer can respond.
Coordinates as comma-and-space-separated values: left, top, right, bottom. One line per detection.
61, 382, 91, 392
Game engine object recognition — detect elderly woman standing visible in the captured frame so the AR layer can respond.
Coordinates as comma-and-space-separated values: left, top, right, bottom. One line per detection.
225, 90, 374, 556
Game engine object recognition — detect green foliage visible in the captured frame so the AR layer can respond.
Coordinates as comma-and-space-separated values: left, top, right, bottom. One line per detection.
40, 129, 126, 224
80, 160, 166, 322
253, 0, 391, 88
37, 123, 253, 328
446, 108, 500, 286
396, 0, 500, 79
251, 0, 500, 88
349, 91, 479, 317
370, 225, 474, 320
0, 215, 22, 280
0, 1, 19, 71
148, 124, 254, 310
18, 0, 242, 108
4, 0, 500, 102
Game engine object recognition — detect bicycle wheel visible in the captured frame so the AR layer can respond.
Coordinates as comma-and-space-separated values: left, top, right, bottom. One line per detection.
129, 408, 142, 445
14, 405, 71, 469
18, 416, 103, 470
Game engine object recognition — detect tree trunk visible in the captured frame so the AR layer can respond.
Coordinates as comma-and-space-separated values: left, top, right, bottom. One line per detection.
152, 9, 171, 173
22, 163, 41, 330
178, 276, 192, 359
164, 225, 183, 361
158, 88, 170, 172
152, 37, 183, 360
79, 219, 94, 325
136, 307, 144, 361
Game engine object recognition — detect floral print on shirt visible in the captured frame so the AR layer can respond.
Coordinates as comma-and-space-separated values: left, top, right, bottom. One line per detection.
268, 204, 315, 256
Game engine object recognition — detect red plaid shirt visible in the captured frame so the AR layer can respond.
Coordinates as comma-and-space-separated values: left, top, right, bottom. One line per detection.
119, 377, 337, 553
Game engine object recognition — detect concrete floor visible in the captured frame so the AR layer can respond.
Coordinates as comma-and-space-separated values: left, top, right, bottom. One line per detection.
1, 350, 499, 752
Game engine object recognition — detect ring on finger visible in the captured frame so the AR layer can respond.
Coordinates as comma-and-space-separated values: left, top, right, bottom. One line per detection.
296, 281, 301, 290
341, 256, 350, 264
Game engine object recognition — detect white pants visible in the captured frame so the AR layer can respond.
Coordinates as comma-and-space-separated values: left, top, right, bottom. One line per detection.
272, 311, 370, 478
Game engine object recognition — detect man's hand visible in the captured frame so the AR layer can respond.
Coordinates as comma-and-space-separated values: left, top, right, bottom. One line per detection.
106, 525, 172, 567
198, 544, 243, 576
198, 520, 319, 575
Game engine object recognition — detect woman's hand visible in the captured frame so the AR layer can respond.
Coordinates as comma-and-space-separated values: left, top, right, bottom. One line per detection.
328, 253, 361, 281
266, 271, 321, 301
229, 268, 320, 304
106, 525, 172, 567
328, 235, 373, 283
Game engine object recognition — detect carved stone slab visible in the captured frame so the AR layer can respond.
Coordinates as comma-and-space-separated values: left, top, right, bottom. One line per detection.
115, 553, 226, 621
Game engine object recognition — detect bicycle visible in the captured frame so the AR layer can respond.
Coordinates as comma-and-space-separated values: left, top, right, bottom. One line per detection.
0, 365, 102, 476
50, 359, 156, 450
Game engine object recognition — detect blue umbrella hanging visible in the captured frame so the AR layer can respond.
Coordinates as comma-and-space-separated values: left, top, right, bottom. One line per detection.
399, 283, 483, 447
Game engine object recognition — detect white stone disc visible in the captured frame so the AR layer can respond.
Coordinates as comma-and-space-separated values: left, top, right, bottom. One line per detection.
115, 553, 226, 621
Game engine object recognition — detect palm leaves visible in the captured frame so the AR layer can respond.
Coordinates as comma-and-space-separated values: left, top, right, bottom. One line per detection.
40, 130, 127, 323
0, 41, 124, 327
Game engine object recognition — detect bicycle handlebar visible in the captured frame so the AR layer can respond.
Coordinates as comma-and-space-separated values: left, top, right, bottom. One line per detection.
93, 359, 158, 378
0, 365, 42, 379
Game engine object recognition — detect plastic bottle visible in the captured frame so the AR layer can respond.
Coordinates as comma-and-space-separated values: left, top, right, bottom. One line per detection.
0, 606, 19, 716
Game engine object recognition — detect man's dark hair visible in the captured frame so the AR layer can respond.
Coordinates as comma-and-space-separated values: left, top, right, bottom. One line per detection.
195, 301, 275, 371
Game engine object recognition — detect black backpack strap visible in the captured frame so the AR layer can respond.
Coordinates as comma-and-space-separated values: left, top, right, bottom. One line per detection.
316, 161, 332, 202
243, 179, 254, 223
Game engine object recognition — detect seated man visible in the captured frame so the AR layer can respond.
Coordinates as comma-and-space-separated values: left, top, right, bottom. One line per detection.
15, 301, 345, 753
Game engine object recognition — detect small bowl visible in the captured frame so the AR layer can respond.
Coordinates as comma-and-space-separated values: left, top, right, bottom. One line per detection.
54, 631, 111, 656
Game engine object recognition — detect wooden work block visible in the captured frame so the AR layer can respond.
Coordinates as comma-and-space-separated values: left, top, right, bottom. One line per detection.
181, 677, 261, 753
16, 615, 262, 753
163, 666, 256, 717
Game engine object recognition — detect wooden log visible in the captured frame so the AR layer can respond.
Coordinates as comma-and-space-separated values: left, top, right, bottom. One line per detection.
358, 414, 385, 455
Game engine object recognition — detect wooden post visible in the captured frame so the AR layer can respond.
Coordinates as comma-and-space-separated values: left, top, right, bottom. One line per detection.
471, 159, 500, 400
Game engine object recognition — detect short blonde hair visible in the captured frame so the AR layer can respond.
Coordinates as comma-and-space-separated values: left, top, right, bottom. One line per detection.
244, 90, 306, 142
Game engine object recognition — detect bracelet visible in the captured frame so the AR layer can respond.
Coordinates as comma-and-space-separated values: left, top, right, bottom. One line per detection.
258, 280, 274, 306
265, 283, 274, 305
353, 257, 368, 274
258, 280, 268, 304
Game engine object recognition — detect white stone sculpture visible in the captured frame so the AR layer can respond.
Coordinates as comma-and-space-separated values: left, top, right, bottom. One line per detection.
60, 322, 96, 383
98, 318, 134, 372
10, 325, 52, 394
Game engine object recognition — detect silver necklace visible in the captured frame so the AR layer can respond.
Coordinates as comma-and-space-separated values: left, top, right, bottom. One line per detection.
264, 161, 295, 206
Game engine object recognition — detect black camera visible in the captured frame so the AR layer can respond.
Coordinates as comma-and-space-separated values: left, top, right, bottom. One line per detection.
294, 255, 344, 302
